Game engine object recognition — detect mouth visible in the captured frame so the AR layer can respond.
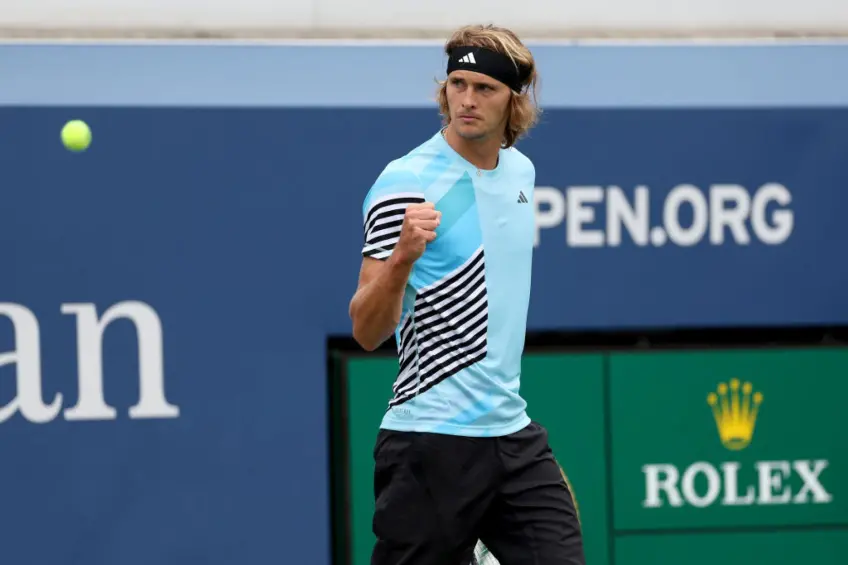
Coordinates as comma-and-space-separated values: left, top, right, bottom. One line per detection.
458, 115, 480, 123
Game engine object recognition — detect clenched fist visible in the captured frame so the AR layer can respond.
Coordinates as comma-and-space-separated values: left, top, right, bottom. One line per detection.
393, 202, 441, 266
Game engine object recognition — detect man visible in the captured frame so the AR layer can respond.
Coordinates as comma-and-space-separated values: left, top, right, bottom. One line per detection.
349, 24, 585, 565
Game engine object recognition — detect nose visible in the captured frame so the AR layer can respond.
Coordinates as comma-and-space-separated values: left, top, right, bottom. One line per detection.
461, 88, 477, 109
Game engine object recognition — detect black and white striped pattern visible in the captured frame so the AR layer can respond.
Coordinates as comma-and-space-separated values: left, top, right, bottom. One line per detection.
361, 192, 425, 260
389, 246, 488, 407
392, 313, 419, 398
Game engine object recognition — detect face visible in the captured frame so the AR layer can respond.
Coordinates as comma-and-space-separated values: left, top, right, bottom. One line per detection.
445, 70, 511, 142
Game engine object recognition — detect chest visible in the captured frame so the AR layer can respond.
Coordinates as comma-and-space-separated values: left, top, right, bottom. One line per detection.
425, 180, 534, 270
474, 186, 535, 251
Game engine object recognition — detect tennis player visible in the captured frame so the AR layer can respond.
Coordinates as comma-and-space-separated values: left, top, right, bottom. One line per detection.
349, 24, 585, 565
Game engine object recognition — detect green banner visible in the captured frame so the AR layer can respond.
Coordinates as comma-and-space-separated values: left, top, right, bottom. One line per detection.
344, 353, 610, 565
609, 348, 848, 532
345, 357, 398, 565
338, 346, 848, 565
615, 531, 848, 565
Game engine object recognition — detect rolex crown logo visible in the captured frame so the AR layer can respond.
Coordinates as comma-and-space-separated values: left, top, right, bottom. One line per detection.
707, 378, 763, 451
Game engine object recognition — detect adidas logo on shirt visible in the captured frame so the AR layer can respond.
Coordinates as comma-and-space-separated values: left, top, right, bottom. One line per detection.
458, 53, 477, 64
517, 191, 528, 204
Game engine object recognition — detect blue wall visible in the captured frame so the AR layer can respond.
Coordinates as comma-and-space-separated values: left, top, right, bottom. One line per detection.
1, 40, 847, 565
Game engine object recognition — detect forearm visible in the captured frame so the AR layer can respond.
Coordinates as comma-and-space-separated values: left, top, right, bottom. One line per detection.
350, 256, 414, 351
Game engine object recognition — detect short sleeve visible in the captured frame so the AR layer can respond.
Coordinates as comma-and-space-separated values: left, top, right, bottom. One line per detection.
361, 169, 425, 261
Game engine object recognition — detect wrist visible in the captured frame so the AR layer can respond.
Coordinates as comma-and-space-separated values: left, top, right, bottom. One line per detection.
388, 249, 415, 270
386, 252, 415, 286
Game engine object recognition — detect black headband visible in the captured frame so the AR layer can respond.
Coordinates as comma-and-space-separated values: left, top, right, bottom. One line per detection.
446, 46, 532, 93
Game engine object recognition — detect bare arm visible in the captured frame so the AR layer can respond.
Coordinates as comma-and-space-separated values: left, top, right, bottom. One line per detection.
349, 202, 440, 351
348, 255, 414, 351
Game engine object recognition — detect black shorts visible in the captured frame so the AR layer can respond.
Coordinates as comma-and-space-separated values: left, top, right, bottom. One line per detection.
370, 421, 585, 565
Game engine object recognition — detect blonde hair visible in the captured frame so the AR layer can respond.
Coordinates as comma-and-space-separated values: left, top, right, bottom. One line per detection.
437, 24, 541, 148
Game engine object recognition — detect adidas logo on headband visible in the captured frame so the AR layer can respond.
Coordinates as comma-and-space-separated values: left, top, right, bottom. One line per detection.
458, 53, 477, 64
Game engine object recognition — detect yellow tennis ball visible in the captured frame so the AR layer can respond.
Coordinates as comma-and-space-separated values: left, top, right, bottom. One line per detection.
61, 119, 92, 152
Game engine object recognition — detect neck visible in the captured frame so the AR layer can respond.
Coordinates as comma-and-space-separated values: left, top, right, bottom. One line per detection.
443, 125, 502, 170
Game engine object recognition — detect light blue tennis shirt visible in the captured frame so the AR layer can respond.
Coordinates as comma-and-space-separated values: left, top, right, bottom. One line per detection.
361, 130, 536, 438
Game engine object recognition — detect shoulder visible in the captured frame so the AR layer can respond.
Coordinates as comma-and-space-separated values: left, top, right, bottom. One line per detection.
362, 136, 443, 216
362, 158, 425, 219
371, 158, 423, 196
502, 145, 536, 184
